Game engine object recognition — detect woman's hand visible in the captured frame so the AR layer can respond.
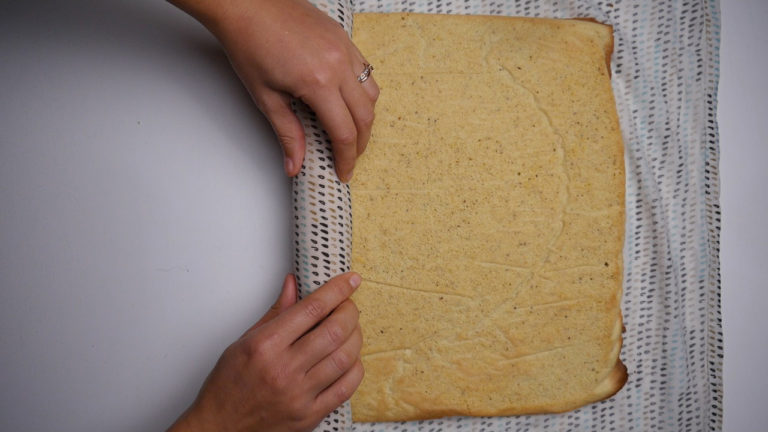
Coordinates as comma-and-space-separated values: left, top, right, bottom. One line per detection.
171, 0, 379, 182
169, 273, 364, 432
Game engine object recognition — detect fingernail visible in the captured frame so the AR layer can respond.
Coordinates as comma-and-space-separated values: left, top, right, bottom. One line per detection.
343, 170, 354, 183
349, 273, 362, 289
284, 157, 294, 176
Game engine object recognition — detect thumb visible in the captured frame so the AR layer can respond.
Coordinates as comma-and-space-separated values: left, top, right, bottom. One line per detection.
249, 274, 298, 332
273, 273, 299, 312
260, 91, 306, 177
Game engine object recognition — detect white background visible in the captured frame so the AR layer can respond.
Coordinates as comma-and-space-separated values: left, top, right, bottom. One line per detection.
0, 1, 765, 430
0, 2, 289, 430
719, 0, 768, 430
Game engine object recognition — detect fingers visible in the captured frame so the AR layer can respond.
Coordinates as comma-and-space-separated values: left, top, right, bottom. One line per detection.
360, 75, 380, 104
341, 79, 376, 157
313, 358, 364, 415
242, 274, 298, 337
292, 298, 359, 371
302, 54, 379, 183
265, 272, 361, 346
259, 91, 306, 177
302, 91, 358, 182
304, 323, 363, 393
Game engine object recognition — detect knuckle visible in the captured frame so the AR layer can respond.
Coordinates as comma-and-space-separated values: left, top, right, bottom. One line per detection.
359, 110, 375, 128
357, 360, 365, 381
304, 47, 344, 88
307, 69, 334, 88
241, 338, 263, 361
338, 300, 360, 325
329, 278, 352, 301
325, 322, 345, 346
240, 340, 256, 361
303, 298, 327, 321
346, 299, 360, 320
350, 361, 364, 389
330, 349, 351, 373
334, 362, 364, 404
322, 45, 346, 68
243, 331, 278, 361
334, 129, 358, 148
334, 381, 355, 404
295, 74, 327, 98
275, 130, 301, 150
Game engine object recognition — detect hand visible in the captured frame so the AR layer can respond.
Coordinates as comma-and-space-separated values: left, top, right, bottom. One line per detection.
170, 0, 380, 182
169, 272, 364, 432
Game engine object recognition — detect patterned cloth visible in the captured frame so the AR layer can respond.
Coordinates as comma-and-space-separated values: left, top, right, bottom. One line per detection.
292, 1, 723, 430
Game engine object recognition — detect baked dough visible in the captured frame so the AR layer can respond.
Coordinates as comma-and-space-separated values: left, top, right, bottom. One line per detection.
350, 12, 627, 422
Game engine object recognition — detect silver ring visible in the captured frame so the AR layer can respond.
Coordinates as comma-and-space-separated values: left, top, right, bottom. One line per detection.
357, 63, 374, 83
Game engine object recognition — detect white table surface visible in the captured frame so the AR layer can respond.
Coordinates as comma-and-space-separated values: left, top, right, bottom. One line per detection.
0, 1, 765, 430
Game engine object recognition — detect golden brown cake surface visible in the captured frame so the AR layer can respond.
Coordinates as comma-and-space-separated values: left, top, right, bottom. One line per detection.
350, 12, 627, 423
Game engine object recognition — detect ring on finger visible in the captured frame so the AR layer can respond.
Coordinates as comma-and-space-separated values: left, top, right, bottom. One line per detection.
357, 63, 374, 83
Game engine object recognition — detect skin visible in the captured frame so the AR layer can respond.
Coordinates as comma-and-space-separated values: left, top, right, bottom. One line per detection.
169, 0, 379, 182
165, 1, 375, 429
168, 272, 364, 431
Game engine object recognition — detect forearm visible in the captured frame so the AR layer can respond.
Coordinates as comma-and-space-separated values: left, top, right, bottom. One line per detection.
167, 0, 242, 39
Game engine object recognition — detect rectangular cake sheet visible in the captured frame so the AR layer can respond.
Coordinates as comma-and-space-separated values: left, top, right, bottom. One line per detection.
349, 12, 627, 423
